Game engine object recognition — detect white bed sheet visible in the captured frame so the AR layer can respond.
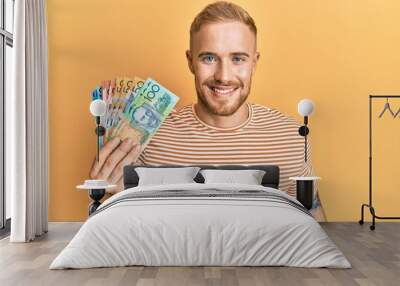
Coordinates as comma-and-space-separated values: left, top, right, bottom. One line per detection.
50, 183, 350, 269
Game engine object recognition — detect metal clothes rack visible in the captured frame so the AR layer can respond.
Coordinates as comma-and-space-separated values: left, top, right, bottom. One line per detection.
359, 95, 400, 230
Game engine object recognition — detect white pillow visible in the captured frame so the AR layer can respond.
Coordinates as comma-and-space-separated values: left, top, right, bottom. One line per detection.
200, 169, 266, 185
135, 167, 200, 186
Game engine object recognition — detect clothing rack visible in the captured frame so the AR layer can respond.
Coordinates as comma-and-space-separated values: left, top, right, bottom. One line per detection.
359, 95, 400, 230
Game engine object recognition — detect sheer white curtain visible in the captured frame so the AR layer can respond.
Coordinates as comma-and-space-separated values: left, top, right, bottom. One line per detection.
8, 0, 49, 242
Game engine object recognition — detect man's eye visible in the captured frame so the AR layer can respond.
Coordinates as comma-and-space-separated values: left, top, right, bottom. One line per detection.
202, 56, 216, 63
233, 56, 245, 63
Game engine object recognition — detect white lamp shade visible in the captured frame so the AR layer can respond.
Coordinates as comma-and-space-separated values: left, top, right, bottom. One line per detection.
90, 99, 106, 116
298, 99, 315, 116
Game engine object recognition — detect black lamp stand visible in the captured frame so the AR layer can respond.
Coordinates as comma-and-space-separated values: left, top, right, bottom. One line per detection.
95, 116, 106, 162
298, 116, 309, 163
88, 189, 105, 215
359, 95, 400, 230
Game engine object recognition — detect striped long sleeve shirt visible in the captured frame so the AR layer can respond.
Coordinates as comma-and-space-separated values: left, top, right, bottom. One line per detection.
138, 103, 314, 198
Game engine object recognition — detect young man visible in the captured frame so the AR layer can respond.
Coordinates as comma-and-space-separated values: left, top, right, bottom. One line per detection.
90, 1, 325, 220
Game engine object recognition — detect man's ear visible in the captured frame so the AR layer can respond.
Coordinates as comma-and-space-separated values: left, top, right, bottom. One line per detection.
252, 51, 260, 73
186, 50, 194, 74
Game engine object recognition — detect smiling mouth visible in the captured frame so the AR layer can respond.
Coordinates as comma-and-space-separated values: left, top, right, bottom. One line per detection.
208, 86, 239, 97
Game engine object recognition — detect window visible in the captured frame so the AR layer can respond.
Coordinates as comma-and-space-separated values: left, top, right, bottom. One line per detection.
0, 0, 14, 234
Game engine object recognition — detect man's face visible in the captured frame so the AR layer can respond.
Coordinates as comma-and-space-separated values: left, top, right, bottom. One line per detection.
187, 21, 260, 116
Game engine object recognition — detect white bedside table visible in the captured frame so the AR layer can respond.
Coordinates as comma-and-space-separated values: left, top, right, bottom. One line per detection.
289, 176, 321, 210
77, 180, 117, 215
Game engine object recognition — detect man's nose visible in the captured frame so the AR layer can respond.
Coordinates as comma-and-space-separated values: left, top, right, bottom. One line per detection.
214, 59, 233, 83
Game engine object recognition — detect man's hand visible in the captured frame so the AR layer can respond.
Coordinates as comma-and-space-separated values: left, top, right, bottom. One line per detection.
89, 137, 141, 194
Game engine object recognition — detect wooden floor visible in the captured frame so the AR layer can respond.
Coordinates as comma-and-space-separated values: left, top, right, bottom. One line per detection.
0, 222, 399, 286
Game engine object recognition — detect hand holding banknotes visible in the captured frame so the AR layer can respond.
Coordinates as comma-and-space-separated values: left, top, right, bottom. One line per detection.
89, 137, 141, 194
88, 76, 180, 194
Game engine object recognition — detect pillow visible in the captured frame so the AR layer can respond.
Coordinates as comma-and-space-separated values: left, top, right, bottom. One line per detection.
200, 169, 266, 185
135, 167, 201, 186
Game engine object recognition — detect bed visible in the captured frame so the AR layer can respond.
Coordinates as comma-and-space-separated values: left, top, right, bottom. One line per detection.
49, 165, 350, 269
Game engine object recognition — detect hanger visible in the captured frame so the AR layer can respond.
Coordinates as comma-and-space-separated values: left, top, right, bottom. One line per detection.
378, 98, 395, 118
394, 107, 400, 118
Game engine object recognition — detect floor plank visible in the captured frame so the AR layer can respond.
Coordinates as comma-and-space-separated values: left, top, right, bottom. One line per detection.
0, 222, 399, 286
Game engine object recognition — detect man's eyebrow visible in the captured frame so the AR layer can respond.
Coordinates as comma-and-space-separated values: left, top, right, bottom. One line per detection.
197, 52, 250, 58
198, 52, 217, 58
231, 52, 250, 57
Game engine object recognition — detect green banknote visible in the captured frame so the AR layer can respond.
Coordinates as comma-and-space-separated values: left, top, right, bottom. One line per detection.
110, 78, 179, 147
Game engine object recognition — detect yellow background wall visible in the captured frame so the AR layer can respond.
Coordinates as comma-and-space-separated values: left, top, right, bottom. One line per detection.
47, 0, 400, 221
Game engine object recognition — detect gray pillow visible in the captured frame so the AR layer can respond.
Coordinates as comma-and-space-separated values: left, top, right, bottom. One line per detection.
135, 167, 201, 186
200, 169, 266, 185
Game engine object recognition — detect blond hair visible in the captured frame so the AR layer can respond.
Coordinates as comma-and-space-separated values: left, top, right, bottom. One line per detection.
190, 1, 257, 47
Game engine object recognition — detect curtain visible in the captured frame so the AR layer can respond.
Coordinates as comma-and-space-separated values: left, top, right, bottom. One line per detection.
9, 0, 49, 242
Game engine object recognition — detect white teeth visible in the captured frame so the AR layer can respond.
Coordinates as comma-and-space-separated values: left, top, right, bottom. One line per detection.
212, 87, 235, 94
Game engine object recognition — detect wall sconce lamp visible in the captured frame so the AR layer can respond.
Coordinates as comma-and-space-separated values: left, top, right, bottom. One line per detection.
297, 99, 315, 163
89, 99, 107, 162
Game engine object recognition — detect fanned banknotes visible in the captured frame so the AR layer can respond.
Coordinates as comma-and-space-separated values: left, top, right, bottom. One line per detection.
90, 76, 179, 154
